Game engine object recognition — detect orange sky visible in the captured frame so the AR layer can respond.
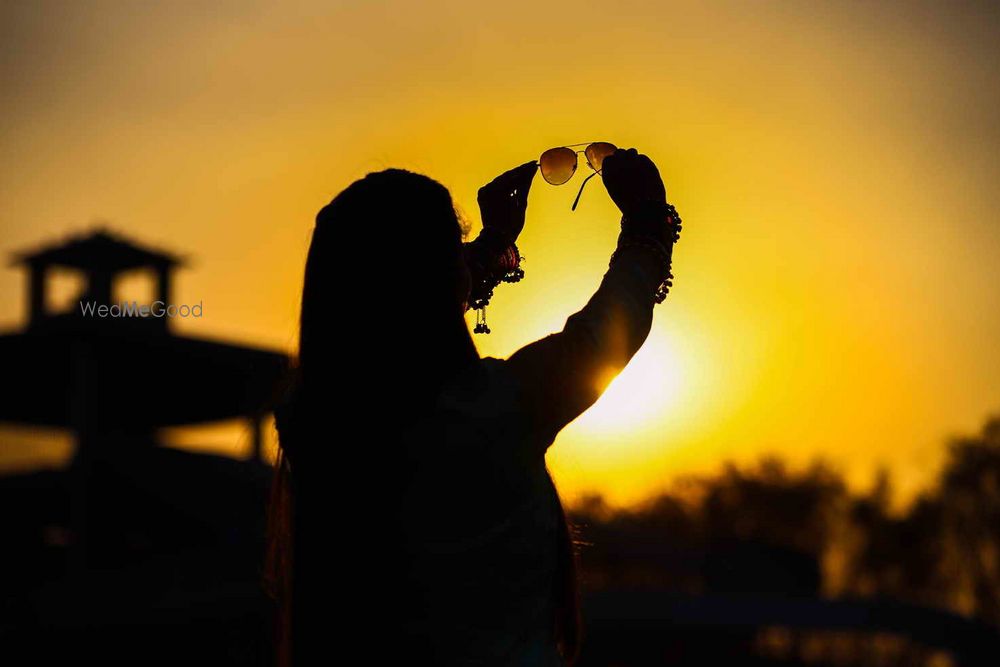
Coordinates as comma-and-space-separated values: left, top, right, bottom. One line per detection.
2, 1, 999, 506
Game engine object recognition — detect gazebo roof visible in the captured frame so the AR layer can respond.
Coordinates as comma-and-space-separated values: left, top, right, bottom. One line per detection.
0, 328, 288, 428
11, 229, 185, 272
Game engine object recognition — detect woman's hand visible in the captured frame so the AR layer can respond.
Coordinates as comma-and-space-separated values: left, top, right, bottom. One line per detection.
601, 148, 666, 219
477, 161, 537, 247
602, 148, 680, 286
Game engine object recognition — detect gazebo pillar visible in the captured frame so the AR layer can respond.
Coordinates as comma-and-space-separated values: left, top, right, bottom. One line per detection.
28, 262, 45, 326
156, 265, 172, 307
249, 412, 264, 462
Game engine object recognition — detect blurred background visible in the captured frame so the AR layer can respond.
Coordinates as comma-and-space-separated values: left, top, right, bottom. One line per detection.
1, 0, 999, 664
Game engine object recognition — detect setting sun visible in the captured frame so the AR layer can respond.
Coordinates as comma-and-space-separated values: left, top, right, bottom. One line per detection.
575, 327, 684, 436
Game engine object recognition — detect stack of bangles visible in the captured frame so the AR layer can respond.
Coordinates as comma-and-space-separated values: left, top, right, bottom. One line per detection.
609, 201, 682, 304
463, 234, 524, 334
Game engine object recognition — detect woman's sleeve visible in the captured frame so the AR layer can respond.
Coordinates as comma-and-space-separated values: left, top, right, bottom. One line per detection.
505, 243, 669, 448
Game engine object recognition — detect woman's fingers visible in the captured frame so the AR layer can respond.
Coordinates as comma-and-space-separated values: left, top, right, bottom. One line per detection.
477, 160, 537, 241
511, 161, 537, 204
500, 161, 538, 194
480, 161, 536, 211
638, 154, 665, 199
480, 161, 536, 199
602, 148, 667, 216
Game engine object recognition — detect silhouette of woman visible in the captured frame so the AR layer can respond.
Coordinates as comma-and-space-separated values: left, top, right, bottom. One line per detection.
264, 149, 681, 666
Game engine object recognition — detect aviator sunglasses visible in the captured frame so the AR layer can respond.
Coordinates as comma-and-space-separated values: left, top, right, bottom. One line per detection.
538, 141, 617, 210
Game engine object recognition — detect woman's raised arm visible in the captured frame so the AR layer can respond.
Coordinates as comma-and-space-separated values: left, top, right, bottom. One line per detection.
506, 149, 682, 448
462, 161, 537, 328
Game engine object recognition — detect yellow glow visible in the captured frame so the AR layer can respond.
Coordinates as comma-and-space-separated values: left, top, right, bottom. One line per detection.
575, 330, 684, 437
1, 1, 999, 509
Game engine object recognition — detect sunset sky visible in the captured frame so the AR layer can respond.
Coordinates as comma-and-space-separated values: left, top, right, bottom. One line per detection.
2, 0, 999, 506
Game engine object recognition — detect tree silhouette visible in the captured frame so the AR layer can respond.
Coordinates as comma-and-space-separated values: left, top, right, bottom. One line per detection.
938, 417, 1000, 622
572, 416, 1000, 665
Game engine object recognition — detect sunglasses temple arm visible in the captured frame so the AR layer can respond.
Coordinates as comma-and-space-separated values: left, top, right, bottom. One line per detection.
571, 171, 599, 211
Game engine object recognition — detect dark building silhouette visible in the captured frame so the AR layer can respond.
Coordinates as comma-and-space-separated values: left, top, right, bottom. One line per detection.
0, 229, 288, 665
2, 229, 285, 456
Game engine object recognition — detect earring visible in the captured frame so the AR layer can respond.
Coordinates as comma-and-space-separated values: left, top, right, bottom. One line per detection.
473, 306, 491, 334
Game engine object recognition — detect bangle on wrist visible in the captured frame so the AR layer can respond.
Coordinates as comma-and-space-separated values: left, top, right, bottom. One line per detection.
612, 201, 682, 304
465, 241, 524, 334
474, 227, 513, 253
621, 201, 682, 244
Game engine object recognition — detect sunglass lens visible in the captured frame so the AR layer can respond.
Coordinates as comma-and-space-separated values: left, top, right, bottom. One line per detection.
539, 147, 578, 185
585, 142, 617, 172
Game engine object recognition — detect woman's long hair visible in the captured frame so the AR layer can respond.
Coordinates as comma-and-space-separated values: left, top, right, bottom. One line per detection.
263, 169, 579, 665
